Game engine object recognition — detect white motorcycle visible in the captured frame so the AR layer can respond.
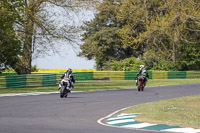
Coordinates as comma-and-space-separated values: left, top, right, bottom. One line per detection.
59, 78, 73, 98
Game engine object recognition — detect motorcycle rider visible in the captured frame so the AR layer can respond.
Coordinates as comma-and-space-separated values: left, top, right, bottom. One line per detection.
58, 68, 75, 92
135, 65, 149, 86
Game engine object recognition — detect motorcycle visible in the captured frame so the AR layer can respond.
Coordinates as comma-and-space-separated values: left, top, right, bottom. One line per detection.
59, 78, 72, 98
137, 76, 145, 91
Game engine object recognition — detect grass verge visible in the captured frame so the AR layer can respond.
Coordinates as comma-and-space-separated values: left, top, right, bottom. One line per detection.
0, 79, 199, 94
122, 95, 200, 129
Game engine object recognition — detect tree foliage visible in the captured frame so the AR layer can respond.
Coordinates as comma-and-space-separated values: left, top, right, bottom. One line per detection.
134, 0, 200, 70
1, 0, 98, 74
0, 0, 24, 71
79, 0, 137, 70
81, 0, 200, 71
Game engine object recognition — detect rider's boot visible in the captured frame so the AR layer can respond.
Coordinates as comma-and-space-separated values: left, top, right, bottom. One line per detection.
58, 83, 61, 90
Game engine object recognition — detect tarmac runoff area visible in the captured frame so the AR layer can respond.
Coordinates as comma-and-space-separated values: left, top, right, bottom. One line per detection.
98, 111, 200, 133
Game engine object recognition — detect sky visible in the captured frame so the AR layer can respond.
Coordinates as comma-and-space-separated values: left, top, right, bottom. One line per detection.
32, 46, 95, 70
32, 6, 96, 70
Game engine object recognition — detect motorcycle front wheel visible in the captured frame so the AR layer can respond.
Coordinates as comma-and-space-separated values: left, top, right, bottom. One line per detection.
137, 83, 140, 91
141, 85, 144, 91
60, 86, 66, 98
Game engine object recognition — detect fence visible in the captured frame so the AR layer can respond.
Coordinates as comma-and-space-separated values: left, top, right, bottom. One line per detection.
0, 71, 200, 89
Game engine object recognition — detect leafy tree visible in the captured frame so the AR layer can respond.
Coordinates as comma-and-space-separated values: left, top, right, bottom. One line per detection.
0, 0, 24, 71
79, 0, 137, 70
142, 54, 178, 71
79, 0, 200, 71
135, 0, 200, 70
1, 0, 98, 74
117, 0, 163, 57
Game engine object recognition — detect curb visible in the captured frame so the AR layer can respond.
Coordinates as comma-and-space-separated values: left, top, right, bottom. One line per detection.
0, 91, 83, 98
0, 92, 59, 97
98, 108, 200, 133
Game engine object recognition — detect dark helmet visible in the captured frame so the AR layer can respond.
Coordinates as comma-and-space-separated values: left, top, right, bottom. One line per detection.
67, 68, 72, 74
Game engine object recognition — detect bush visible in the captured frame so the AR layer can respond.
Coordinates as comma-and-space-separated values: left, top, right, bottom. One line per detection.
142, 56, 179, 71
110, 61, 124, 71
31, 65, 38, 72
110, 56, 180, 71
110, 57, 144, 71
132, 60, 145, 70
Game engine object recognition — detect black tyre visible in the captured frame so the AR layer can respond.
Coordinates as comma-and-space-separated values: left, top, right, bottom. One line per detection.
60, 86, 66, 98
142, 85, 144, 91
137, 83, 140, 91
64, 93, 68, 98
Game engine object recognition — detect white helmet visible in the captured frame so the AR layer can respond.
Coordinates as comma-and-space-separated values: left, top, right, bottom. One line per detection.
139, 65, 144, 70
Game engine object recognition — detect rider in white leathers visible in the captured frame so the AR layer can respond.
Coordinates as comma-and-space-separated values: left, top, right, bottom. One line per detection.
58, 68, 75, 92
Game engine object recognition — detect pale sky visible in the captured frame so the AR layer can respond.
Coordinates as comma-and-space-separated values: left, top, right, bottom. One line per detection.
32, 6, 96, 70
32, 46, 95, 70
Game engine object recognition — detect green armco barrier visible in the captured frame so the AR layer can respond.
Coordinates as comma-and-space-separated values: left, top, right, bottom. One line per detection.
0, 72, 17, 76
152, 71, 168, 79
93, 71, 124, 80
6, 75, 27, 88
168, 71, 186, 79
93, 71, 109, 79
186, 71, 200, 79
0, 71, 200, 89
0, 76, 6, 89
125, 71, 138, 80
42, 74, 57, 86
125, 70, 152, 80
74, 72, 93, 81
26, 74, 43, 87
56, 73, 63, 84
148, 70, 152, 79
109, 71, 124, 80
57, 72, 93, 82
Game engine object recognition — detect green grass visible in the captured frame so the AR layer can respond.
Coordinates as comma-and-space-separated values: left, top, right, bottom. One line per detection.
0, 79, 200, 94
122, 95, 200, 129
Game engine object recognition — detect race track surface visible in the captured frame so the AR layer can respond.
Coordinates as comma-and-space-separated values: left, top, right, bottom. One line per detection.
0, 83, 200, 133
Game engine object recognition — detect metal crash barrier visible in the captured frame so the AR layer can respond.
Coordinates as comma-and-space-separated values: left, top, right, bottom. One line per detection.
0, 71, 200, 89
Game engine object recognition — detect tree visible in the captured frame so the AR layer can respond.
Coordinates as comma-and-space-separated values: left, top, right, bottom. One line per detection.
142, 0, 200, 70
117, 0, 200, 70
117, 0, 163, 58
1, 0, 98, 74
79, 0, 137, 70
0, 0, 24, 71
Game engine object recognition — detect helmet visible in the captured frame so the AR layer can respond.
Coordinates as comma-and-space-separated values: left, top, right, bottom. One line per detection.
139, 65, 144, 71
67, 68, 72, 74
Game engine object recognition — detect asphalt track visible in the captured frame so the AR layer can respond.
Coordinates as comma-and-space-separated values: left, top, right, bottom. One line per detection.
0, 83, 200, 133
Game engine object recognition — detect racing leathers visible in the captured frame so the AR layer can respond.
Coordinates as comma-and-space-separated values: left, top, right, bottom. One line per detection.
135, 68, 149, 86
58, 70, 75, 91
